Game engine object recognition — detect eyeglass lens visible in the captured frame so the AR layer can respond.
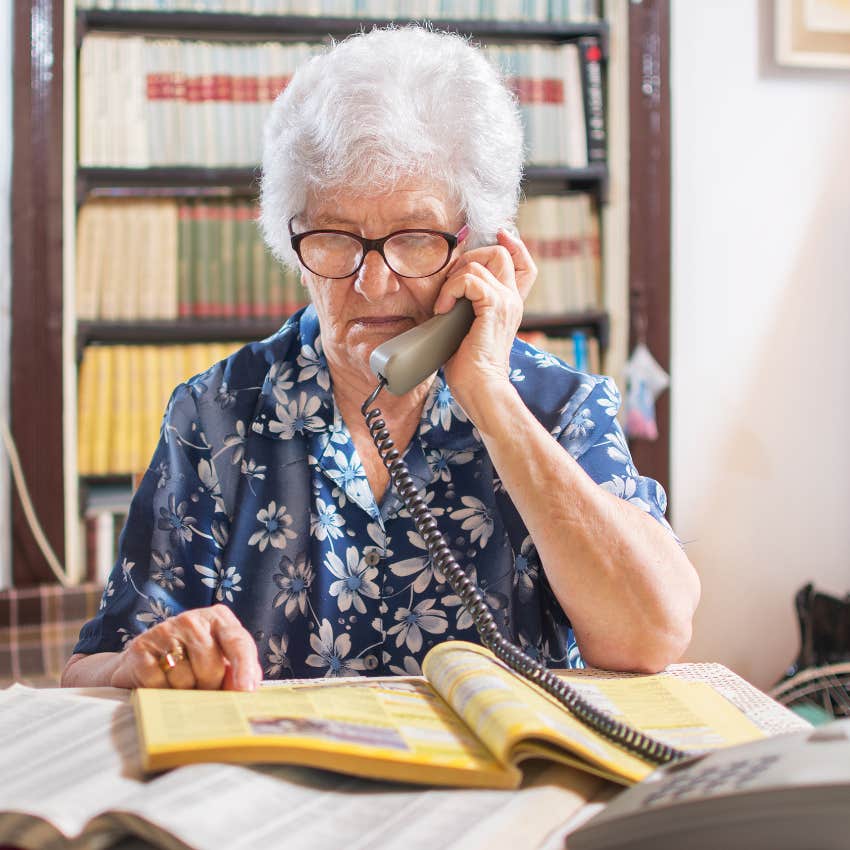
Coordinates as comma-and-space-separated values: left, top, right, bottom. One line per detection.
298, 231, 452, 278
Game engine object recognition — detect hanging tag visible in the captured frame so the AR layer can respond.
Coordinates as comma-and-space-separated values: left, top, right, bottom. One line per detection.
623, 343, 669, 441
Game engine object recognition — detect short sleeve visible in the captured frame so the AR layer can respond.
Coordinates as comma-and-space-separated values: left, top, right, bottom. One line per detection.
74, 382, 226, 654
556, 376, 674, 534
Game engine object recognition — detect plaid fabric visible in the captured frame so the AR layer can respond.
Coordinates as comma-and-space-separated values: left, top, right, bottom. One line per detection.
0, 583, 103, 687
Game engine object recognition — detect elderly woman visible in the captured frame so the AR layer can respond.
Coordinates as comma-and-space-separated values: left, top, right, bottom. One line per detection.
62, 26, 699, 692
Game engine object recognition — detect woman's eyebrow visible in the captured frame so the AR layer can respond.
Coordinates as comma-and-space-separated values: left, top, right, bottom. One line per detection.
308, 210, 447, 230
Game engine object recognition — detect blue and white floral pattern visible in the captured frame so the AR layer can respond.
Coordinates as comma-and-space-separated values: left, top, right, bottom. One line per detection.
78, 305, 673, 677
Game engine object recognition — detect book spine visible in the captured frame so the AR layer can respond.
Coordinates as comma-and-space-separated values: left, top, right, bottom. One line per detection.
177, 202, 192, 318
94, 346, 114, 476
579, 36, 607, 163
76, 347, 97, 476
220, 201, 236, 318
560, 195, 579, 311
94, 512, 115, 585
251, 220, 268, 318
234, 202, 253, 318
207, 202, 224, 317
193, 202, 210, 317
75, 203, 98, 320
98, 202, 121, 321
161, 199, 180, 320
112, 346, 131, 475
561, 43, 588, 168
142, 345, 160, 470
572, 330, 588, 372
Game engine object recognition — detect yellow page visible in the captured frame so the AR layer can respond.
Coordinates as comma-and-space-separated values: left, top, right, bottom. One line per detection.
133, 677, 518, 788
422, 642, 765, 784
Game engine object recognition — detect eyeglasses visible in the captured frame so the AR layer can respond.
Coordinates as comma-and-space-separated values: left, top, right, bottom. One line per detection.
289, 218, 470, 279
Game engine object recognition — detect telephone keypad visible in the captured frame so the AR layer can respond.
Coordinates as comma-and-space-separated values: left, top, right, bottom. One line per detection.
644, 754, 780, 807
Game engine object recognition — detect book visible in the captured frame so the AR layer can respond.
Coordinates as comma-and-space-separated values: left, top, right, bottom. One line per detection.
578, 36, 607, 163
133, 640, 770, 789
0, 683, 610, 850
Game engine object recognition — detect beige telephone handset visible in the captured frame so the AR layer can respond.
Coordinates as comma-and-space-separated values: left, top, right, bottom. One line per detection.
369, 298, 475, 396
362, 299, 686, 768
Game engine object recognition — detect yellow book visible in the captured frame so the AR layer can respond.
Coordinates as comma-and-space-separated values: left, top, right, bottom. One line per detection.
133, 641, 769, 789
111, 346, 132, 474
76, 346, 98, 474
126, 345, 143, 473
141, 344, 160, 470
89, 346, 113, 476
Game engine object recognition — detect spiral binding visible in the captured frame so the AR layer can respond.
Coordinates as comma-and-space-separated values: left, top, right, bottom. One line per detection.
362, 378, 690, 767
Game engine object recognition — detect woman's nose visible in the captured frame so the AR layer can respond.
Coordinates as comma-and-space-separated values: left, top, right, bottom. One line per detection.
353, 251, 400, 301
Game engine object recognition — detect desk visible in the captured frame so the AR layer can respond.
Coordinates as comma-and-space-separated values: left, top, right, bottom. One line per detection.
0, 668, 807, 850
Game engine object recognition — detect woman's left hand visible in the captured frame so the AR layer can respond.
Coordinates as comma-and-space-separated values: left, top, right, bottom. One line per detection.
435, 229, 537, 404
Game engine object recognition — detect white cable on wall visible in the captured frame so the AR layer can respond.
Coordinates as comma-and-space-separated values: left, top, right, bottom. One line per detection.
0, 418, 69, 586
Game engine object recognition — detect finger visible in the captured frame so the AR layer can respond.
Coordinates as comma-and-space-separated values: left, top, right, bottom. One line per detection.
206, 605, 262, 691
496, 229, 537, 300
157, 640, 197, 690
121, 627, 180, 689
450, 243, 515, 282
434, 267, 512, 317
144, 622, 197, 690
171, 610, 227, 690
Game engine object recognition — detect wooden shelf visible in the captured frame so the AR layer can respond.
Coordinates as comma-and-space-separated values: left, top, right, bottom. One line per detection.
77, 310, 609, 353
76, 9, 608, 48
76, 317, 290, 355
77, 163, 608, 204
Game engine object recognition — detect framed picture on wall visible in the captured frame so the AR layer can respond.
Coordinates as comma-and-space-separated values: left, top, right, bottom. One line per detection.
776, 0, 850, 69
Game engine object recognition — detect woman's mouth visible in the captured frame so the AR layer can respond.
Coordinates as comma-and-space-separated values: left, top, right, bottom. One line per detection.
353, 315, 414, 328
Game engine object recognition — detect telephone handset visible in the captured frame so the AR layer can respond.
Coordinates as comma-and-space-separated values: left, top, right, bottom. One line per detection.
362, 299, 686, 767
369, 299, 476, 396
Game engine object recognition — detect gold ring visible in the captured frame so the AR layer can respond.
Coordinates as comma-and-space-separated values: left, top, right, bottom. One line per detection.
157, 643, 186, 673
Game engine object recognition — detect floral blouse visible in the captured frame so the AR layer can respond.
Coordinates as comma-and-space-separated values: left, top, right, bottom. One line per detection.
75, 306, 673, 678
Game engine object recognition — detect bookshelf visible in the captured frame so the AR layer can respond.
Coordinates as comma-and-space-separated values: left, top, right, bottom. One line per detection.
76, 310, 610, 354
75, 8, 610, 43
10, 0, 671, 586
77, 164, 610, 203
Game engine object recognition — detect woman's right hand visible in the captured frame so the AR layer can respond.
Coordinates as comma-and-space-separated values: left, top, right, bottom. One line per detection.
110, 605, 263, 690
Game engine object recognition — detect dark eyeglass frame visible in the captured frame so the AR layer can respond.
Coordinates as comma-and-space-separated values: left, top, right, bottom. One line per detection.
288, 217, 470, 279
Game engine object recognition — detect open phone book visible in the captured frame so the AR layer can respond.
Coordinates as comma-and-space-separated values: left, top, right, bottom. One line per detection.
133, 640, 772, 788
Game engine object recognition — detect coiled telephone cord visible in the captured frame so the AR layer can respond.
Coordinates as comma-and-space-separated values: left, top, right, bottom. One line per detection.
363, 378, 690, 768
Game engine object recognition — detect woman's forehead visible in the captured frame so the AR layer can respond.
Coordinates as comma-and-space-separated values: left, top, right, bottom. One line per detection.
304, 180, 460, 227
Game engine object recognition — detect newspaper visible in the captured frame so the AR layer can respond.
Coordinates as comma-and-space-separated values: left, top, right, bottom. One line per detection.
0, 684, 602, 850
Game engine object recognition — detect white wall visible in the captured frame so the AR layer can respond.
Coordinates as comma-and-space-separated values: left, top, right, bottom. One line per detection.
671, 0, 850, 688
0, 2, 11, 589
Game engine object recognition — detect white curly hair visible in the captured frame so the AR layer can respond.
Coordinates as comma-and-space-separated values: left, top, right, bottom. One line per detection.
259, 25, 524, 268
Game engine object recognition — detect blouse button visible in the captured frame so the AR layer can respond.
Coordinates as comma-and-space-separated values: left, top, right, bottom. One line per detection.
364, 654, 379, 670
364, 550, 381, 566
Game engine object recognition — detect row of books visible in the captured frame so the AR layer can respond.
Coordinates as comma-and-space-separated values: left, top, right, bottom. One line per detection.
77, 329, 596, 480
519, 330, 600, 373
78, 34, 605, 168
75, 198, 306, 321
75, 194, 600, 321
75, 0, 601, 23
77, 342, 245, 476
517, 193, 600, 313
